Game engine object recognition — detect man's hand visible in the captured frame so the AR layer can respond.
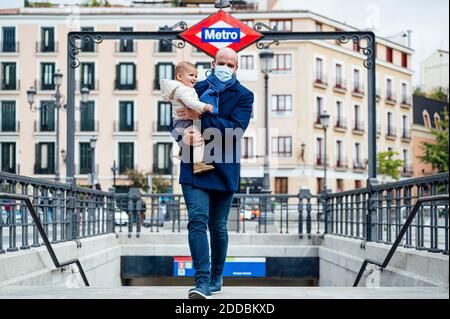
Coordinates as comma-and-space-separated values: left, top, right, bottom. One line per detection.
176, 106, 202, 120
182, 126, 203, 147
204, 104, 214, 113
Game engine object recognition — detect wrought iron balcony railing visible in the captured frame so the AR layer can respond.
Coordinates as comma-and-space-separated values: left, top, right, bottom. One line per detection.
386, 90, 397, 103
352, 120, 364, 132
335, 157, 348, 169
386, 126, 397, 138
333, 78, 347, 91
113, 120, 138, 133
334, 116, 347, 129
35, 41, 58, 53
352, 82, 365, 95
313, 72, 328, 86
0, 42, 19, 53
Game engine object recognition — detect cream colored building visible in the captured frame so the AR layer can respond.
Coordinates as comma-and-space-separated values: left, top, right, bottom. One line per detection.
0, 5, 414, 194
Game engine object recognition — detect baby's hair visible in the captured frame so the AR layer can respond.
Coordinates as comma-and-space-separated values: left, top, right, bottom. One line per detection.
175, 61, 197, 76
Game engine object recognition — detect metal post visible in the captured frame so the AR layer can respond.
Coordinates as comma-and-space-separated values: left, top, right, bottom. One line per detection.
91, 145, 95, 187
263, 73, 270, 192
67, 36, 76, 185
55, 85, 62, 182
323, 126, 327, 192
367, 34, 377, 179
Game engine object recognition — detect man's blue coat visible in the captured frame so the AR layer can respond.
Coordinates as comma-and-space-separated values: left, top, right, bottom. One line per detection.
170, 79, 254, 192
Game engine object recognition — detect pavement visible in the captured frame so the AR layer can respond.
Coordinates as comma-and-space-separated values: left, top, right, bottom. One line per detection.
0, 286, 448, 299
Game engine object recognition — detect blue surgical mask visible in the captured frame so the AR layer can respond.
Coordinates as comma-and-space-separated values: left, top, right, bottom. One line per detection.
214, 65, 235, 83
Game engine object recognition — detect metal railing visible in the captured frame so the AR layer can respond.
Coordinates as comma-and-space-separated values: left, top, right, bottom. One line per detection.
325, 173, 449, 254
0, 171, 115, 254
353, 194, 449, 287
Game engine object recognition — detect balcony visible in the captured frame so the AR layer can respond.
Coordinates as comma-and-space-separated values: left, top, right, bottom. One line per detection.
352, 120, 364, 135
376, 123, 381, 137
400, 95, 412, 108
353, 159, 365, 172
113, 121, 138, 133
0, 121, 20, 133
35, 41, 58, 54
0, 79, 20, 91
333, 78, 347, 93
313, 72, 328, 89
34, 79, 54, 92
76, 164, 100, 176
315, 154, 326, 168
314, 113, 324, 128
76, 80, 100, 93
154, 41, 174, 54
115, 41, 138, 54
401, 165, 414, 177
75, 121, 99, 133
152, 120, 171, 134
34, 164, 55, 175
34, 120, 55, 133
401, 130, 411, 142
335, 157, 348, 171
385, 91, 397, 105
114, 80, 137, 91
334, 116, 347, 132
386, 126, 397, 140
352, 82, 365, 97
0, 42, 19, 54
153, 163, 173, 175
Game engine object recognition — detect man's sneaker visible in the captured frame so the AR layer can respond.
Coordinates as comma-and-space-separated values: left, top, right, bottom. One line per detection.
188, 285, 212, 299
210, 275, 223, 295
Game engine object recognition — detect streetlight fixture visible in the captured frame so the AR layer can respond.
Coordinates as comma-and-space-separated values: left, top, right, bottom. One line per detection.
320, 110, 330, 193
90, 137, 97, 187
26, 69, 64, 182
259, 49, 274, 193
111, 160, 118, 189
80, 87, 90, 104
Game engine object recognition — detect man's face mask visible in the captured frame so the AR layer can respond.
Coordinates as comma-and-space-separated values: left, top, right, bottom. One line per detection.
214, 65, 235, 82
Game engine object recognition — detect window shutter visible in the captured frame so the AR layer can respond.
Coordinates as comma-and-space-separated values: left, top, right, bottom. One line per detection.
132, 64, 136, 89
115, 64, 120, 89
35, 143, 41, 173
153, 143, 158, 173
48, 143, 55, 173
10, 63, 16, 89
154, 64, 159, 90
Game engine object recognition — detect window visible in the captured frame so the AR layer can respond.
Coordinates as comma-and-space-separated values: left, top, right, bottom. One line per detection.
157, 26, 173, 53
434, 113, 442, 129
0, 101, 16, 132
354, 143, 362, 168
80, 101, 95, 132
40, 27, 55, 52
153, 143, 172, 175
275, 177, 288, 194
155, 62, 174, 90
270, 19, 292, 32
336, 179, 344, 192
119, 101, 134, 131
315, 58, 324, 82
423, 111, 431, 129
353, 41, 361, 52
241, 20, 254, 28
39, 102, 55, 132
157, 101, 172, 132
402, 115, 409, 138
273, 54, 292, 73
241, 136, 254, 159
119, 142, 134, 174
401, 52, 408, 68
272, 137, 292, 157
271, 95, 292, 112
115, 63, 136, 90
315, 97, 323, 124
355, 180, 362, 189
317, 178, 324, 194
196, 62, 211, 79
386, 78, 394, 100
353, 69, 362, 93
240, 55, 254, 70
41, 62, 55, 90
387, 112, 394, 136
79, 142, 93, 175
35, 142, 55, 174
335, 64, 343, 88
386, 47, 393, 63
2, 27, 16, 52
335, 101, 345, 128
315, 22, 323, 32
80, 27, 94, 52
316, 138, 324, 166
336, 140, 344, 167
354, 105, 362, 131
401, 83, 409, 104
120, 27, 134, 52
80, 62, 95, 90
1, 142, 16, 173
1, 62, 16, 90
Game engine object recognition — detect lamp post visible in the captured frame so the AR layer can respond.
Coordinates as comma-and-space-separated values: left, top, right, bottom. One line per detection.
90, 137, 97, 187
26, 69, 64, 182
259, 49, 274, 193
111, 160, 118, 189
320, 110, 330, 193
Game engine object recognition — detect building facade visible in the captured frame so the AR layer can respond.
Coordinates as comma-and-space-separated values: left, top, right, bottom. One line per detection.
420, 49, 449, 99
0, 5, 414, 194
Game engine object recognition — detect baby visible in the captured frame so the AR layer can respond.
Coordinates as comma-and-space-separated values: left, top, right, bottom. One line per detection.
161, 61, 215, 175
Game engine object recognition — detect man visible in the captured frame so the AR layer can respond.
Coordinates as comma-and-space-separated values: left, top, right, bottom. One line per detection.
170, 48, 254, 299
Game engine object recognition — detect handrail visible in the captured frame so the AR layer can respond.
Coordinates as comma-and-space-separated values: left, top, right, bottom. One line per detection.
353, 194, 449, 287
0, 193, 90, 286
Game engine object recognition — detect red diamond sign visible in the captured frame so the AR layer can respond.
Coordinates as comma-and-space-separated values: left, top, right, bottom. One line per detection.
179, 10, 263, 58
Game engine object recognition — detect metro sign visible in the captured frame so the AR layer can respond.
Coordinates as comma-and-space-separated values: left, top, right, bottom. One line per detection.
179, 10, 263, 58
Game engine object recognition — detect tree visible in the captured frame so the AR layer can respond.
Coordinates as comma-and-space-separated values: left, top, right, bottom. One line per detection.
125, 169, 150, 193
420, 110, 449, 172
377, 150, 405, 182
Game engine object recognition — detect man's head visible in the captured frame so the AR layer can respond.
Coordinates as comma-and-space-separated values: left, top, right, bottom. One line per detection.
175, 61, 198, 88
212, 47, 239, 73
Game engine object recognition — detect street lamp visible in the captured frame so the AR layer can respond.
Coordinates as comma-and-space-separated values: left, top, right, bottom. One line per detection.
111, 160, 118, 189
80, 87, 90, 104
320, 110, 330, 193
26, 69, 64, 182
259, 49, 274, 193
90, 137, 97, 187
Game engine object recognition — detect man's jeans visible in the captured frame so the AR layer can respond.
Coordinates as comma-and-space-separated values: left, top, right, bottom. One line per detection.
182, 184, 234, 285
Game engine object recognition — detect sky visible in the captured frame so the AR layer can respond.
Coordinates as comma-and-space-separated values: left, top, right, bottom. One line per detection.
19, 0, 450, 85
